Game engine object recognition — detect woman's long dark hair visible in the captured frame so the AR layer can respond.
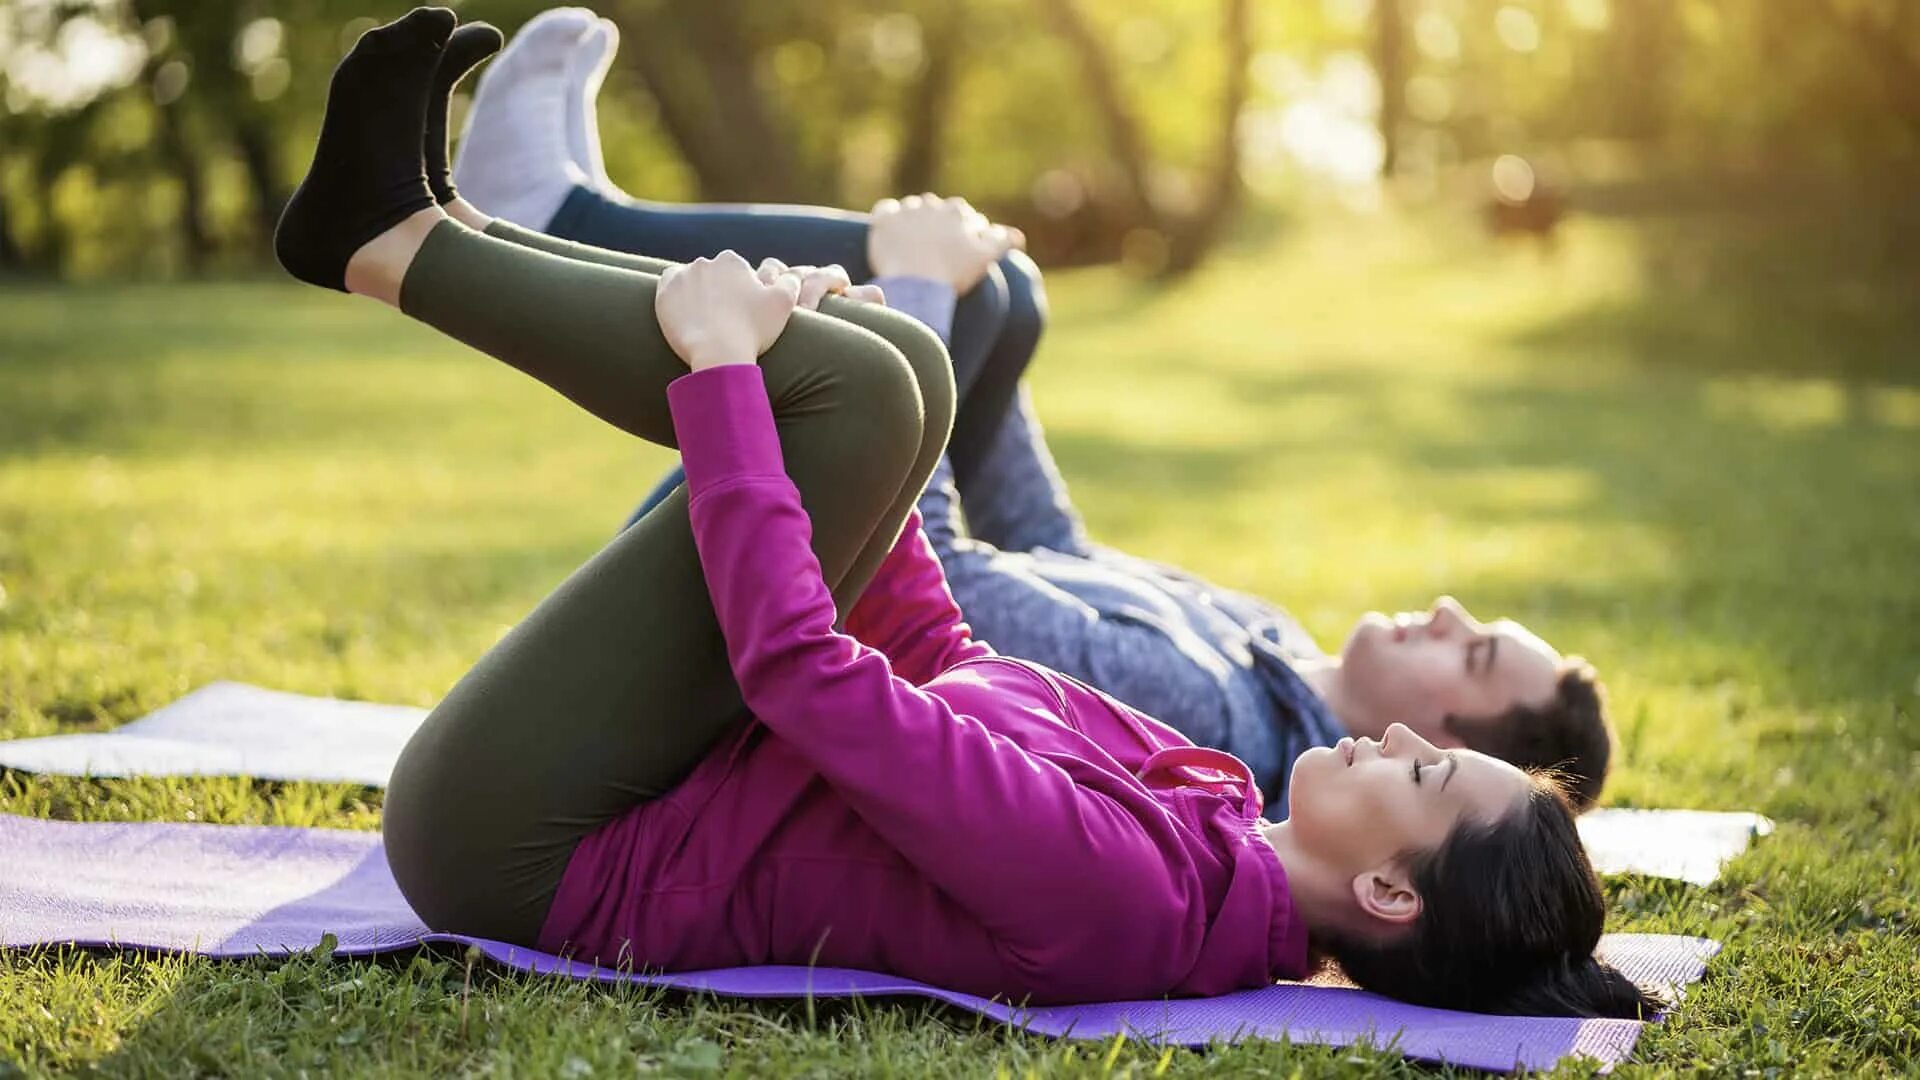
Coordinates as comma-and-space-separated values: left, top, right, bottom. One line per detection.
1321, 777, 1661, 1019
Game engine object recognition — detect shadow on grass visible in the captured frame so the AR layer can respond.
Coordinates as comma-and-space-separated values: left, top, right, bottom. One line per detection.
1511, 196, 1920, 388
1054, 358, 1916, 681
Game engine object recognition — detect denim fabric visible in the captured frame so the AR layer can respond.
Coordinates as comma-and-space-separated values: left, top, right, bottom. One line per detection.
545, 184, 1030, 480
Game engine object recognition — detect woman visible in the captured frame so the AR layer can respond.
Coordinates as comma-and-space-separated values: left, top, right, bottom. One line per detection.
279, 8, 1654, 1017
449, 9, 1615, 815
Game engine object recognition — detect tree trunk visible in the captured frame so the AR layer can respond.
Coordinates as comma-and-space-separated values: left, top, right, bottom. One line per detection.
0, 190, 24, 271
1374, 0, 1406, 178
614, 14, 745, 195
1165, 0, 1250, 275
1032, 0, 1254, 279
231, 118, 286, 248
155, 98, 214, 274
616, 3, 828, 203
1033, 0, 1155, 224
893, 7, 963, 195
683, 2, 824, 200
1610, 0, 1674, 141
125, 0, 213, 270
1816, 0, 1920, 144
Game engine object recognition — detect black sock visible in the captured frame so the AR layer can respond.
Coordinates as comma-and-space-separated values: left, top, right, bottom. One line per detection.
427, 23, 504, 205
273, 7, 457, 292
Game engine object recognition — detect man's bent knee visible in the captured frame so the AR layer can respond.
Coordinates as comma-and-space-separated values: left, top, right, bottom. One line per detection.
997, 251, 1049, 344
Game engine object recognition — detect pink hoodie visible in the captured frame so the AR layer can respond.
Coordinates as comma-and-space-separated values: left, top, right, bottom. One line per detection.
536, 364, 1307, 1004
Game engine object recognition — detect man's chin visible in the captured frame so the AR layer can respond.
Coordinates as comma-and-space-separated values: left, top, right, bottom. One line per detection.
1341, 613, 1389, 660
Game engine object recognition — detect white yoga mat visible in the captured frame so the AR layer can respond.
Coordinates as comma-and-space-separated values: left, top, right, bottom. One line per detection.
1574, 806, 1773, 886
0, 683, 427, 787
0, 683, 1772, 884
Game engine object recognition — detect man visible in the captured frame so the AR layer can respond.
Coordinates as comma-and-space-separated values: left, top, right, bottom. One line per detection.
455, 9, 1614, 817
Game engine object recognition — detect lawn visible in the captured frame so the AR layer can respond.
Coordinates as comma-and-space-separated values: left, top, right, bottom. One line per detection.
1, 201, 1916, 1076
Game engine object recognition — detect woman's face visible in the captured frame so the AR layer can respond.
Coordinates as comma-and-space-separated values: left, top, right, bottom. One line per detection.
1285, 722, 1533, 885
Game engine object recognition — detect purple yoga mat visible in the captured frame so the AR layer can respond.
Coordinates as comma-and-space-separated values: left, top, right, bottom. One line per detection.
0, 682, 1775, 885
0, 815, 1717, 1072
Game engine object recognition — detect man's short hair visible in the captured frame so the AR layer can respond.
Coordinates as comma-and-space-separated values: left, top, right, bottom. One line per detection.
1445, 658, 1612, 810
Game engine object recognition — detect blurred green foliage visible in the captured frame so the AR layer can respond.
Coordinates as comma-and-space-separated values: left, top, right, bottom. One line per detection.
1, 0, 1916, 279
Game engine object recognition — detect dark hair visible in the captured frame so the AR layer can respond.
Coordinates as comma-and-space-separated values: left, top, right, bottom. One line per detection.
1446, 658, 1612, 811
1319, 777, 1661, 1019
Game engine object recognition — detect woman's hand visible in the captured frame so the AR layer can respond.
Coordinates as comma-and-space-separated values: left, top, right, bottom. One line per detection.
655, 250, 800, 371
866, 193, 1023, 292
753, 258, 887, 310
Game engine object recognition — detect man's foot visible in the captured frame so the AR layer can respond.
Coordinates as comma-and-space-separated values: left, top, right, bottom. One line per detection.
451, 8, 595, 229
427, 22, 505, 205
273, 7, 456, 292
564, 17, 619, 192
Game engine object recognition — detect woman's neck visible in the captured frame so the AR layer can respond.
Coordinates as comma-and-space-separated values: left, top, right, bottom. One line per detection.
1260, 820, 1370, 941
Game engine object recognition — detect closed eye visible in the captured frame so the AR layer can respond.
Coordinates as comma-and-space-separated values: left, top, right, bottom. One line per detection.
1465, 637, 1498, 676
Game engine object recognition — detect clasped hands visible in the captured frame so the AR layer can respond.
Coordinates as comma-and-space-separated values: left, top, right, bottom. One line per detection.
657, 194, 1023, 372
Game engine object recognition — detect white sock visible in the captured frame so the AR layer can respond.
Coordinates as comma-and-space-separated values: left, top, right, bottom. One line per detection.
451, 8, 596, 229
564, 18, 618, 193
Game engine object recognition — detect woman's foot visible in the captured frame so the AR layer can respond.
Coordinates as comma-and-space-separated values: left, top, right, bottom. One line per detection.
451, 8, 597, 229
426, 22, 505, 205
273, 7, 456, 292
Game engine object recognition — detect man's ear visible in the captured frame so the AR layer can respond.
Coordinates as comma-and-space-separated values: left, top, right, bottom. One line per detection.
1352, 865, 1422, 926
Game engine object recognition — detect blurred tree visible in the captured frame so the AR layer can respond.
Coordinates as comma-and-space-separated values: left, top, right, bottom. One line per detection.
598, 0, 969, 205
1814, 0, 1920, 145
1374, 0, 1406, 177
145, 0, 293, 244
1608, 0, 1678, 141
892, 0, 963, 194
0, 196, 22, 269
130, 5, 215, 271
1032, 0, 1251, 277
609, 0, 829, 202
2, 0, 1916, 280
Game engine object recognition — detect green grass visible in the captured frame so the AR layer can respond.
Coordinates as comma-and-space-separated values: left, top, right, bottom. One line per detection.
2, 202, 1917, 1076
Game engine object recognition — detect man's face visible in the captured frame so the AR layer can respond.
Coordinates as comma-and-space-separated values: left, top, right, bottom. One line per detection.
1336, 596, 1562, 746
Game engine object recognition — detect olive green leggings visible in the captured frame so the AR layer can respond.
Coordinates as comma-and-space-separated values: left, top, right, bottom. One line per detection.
381, 218, 955, 946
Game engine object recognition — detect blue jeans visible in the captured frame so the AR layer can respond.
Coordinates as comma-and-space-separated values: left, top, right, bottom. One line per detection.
547, 185, 1042, 483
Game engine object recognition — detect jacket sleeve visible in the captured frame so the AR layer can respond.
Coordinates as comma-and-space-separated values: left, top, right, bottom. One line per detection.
670, 365, 1205, 961
838, 276, 990, 682
842, 511, 994, 685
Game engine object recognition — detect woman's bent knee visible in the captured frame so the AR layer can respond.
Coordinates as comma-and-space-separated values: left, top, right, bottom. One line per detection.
813, 298, 954, 460
851, 301, 956, 440
834, 332, 931, 481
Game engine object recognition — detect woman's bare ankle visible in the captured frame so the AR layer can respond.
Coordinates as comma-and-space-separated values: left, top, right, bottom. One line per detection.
444, 197, 494, 232
344, 206, 448, 308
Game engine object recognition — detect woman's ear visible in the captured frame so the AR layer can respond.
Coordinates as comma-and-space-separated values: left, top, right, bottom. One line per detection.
1351, 866, 1422, 926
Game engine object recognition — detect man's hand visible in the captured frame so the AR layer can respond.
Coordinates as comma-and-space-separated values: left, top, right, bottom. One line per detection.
867, 193, 1023, 291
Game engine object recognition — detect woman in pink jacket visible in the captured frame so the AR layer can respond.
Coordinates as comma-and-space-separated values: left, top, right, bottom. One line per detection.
278, 9, 1655, 1018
